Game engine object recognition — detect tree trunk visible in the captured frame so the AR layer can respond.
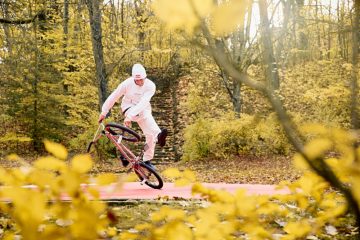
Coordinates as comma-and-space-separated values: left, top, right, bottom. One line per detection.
291, 0, 298, 55
31, 7, 41, 151
1, 0, 12, 54
134, 0, 146, 61
232, 79, 242, 116
63, 0, 70, 117
315, 0, 323, 59
327, 0, 332, 59
85, 0, 108, 109
337, 0, 345, 59
258, 0, 280, 89
245, 1, 253, 45
121, 0, 125, 39
276, 0, 291, 60
63, 0, 69, 56
350, 0, 360, 129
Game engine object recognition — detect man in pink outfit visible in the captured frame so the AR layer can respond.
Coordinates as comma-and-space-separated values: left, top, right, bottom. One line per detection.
98, 63, 167, 168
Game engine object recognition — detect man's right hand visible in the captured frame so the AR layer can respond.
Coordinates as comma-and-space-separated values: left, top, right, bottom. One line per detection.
124, 118, 132, 128
98, 114, 105, 123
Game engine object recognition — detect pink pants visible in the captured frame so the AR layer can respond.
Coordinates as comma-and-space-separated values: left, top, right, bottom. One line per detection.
132, 111, 161, 161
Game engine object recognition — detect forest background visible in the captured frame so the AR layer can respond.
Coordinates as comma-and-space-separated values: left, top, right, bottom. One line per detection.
0, 0, 360, 239
0, 0, 358, 158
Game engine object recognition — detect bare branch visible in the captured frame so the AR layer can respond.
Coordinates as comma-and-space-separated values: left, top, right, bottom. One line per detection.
0, 10, 46, 25
200, 22, 266, 92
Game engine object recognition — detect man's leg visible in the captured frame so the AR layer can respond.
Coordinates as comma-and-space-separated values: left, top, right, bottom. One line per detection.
137, 114, 161, 162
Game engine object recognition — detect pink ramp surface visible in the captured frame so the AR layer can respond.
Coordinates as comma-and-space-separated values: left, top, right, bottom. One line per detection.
88, 182, 289, 200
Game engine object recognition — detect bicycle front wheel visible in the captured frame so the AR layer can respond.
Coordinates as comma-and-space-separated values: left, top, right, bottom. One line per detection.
134, 162, 163, 189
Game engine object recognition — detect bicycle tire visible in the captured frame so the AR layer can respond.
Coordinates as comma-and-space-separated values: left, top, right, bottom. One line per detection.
105, 123, 141, 142
134, 162, 163, 189
86, 141, 100, 161
87, 141, 94, 153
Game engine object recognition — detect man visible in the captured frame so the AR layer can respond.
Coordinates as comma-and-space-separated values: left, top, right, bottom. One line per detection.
98, 63, 167, 168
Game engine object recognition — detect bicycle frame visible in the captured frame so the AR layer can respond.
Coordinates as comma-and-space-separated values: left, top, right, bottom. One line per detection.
91, 123, 144, 167
88, 122, 164, 189
106, 130, 143, 166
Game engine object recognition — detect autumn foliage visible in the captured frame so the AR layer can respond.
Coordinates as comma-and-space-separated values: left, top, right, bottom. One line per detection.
0, 129, 359, 239
1, 0, 360, 239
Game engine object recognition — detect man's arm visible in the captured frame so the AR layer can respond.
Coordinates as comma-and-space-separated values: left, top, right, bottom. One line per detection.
100, 81, 126, 117
125, 83, 155, 121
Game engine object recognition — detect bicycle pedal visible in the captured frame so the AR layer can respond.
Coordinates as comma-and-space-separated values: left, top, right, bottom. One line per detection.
140, 179, 147, 185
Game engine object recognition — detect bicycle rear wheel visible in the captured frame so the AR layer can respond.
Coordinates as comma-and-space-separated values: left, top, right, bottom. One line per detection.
134, 162, 163, 189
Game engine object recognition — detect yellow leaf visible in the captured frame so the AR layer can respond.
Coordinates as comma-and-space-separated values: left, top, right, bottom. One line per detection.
175, 178, 191, 187
301, 123, 328, 135
284, 220, 312, 237
34, 156, 67, 171
125, 173, 139, 182
107, 227, 117, 237
88, 186, 100, 198
293, 153, 309, 170
44, 140, 68, 160
0, 168, 14, 185
194, 209, 219, 237
135, 223, 152, 231
119, 232, 138, 240
211, 0, 248, 36
151, 206, 171, 222
10, 168, 27, 182
304, 138, 333, 160
28, 169, 56, 188
61, 171, 82, 196
6, 153, 20, 161
152, 0, 213, 33
242, 224, 271, 238
183, 169, 196, 182
163, 167, 181, 178
163, 222, 192, 240
352, 179, 360, 205
71, 154, 93, 173
95, 173, 118, 186
192, 183, 209, 195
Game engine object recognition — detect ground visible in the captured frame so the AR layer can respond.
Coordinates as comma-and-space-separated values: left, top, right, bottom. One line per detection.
1, 154, 359, 238
0, 154, 301, 185
90, 154, 301, 185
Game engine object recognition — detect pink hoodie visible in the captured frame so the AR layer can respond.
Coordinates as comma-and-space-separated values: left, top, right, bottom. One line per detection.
101, 64, 156, 121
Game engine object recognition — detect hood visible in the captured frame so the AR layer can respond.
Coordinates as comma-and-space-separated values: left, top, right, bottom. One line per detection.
132, 63, 147, 79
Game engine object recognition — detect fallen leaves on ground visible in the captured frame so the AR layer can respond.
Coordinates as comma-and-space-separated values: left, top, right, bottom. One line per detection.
0, 154, 301, 185
158, 155, 301, 184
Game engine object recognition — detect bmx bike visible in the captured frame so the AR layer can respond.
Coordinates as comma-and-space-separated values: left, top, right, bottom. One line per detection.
87, 122, 163, 189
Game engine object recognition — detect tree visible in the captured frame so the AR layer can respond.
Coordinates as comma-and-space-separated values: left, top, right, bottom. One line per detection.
259, 0, 280, 89
0, 10, 45, 24
188, 1, 257, 117
350, 0, 360, 129
85, 0, 108, 109
153, 0, 360, 228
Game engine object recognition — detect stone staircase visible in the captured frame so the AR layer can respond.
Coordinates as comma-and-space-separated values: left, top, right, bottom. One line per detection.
148, 68, 178, 164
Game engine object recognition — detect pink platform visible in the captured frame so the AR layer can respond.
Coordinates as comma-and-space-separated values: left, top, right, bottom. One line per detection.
7, 183, 289, 201
71, 182, 290, 200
